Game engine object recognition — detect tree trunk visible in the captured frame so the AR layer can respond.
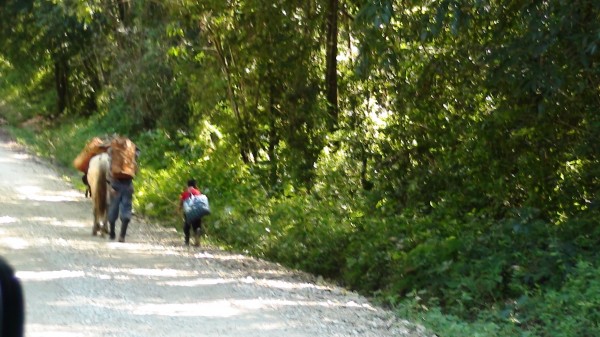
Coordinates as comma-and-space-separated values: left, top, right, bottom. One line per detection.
117, 0, 129, 25
325, 0, 339, 131
54, 59, 69, 114
268, 84, 280, 189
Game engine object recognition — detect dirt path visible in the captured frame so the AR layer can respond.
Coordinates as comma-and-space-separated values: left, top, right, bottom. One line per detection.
0, 130, 430, 337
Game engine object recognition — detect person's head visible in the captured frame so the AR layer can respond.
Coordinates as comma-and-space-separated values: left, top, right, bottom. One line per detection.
187, 179, 197, 188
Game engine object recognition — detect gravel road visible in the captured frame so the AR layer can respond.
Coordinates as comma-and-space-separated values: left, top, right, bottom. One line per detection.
0, 130, 431, 337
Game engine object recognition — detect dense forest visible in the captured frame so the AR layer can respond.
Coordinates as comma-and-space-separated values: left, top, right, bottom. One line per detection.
1, 1, 599, 336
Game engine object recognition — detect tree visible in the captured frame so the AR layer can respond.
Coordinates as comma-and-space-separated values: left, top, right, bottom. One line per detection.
325, 0, 339, 131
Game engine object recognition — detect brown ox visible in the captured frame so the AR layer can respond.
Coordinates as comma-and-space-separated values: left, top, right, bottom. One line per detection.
87, 153, 111, 236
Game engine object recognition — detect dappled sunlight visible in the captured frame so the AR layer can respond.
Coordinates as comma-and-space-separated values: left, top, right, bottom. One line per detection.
8, 152, 30, 161
127, 268, 196, 278
100, 241, 207, 259
42, 237, 102, 251
46, 296, 243, 318
0, 215, 18, 224
1, 222, 107, 251
26, 194, 81, 202
131, 297, 375, 318
49, 237, 73, 248
0, 236, 29, 249
133, 300, 242, 317
254, 278, 328, 291
193, 251, 254, 261
233, 298, 330, 310
189, 251, 325, 286
86, 266, 205, 281
0, 199, 20, 205
15, 185, 81, 202
106, 241, 166, 251
27, 323, 114, 337
16, 186, 43, 195
25, 216, 59, 223
21, 215, 87, 229
0, 157, 18, 164
16, 267, 198, 283
52, 296, 124, 309
227, 297, 376, 312
16, 270, 85, 281
191, 252, 299, 271
0, 224, 198, 260
78, 297, 362, 318
158, 277, 330, 292
105, 241, 191, 257
47, 219, 87, 228
161, 277, 237, 287
246, 321, 290, 332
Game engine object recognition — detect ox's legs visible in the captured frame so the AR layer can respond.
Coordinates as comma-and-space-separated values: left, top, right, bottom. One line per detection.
92, 210, 99, 236
98, 221, 106, 238
92, 210, 107, 237
101, 223, 109, 235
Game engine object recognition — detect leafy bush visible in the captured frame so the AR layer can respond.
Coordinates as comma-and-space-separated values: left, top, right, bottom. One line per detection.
395, 293, 529, 337
519, 261, 600, 337
265, 193, 352, 278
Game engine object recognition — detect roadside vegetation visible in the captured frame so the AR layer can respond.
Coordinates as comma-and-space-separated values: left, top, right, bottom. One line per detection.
1, 1, 599, 336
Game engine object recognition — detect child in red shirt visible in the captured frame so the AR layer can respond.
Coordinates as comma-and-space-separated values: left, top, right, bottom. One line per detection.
179, 179, 203, 246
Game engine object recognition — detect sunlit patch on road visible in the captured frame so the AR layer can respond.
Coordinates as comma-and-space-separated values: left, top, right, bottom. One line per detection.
160, 278, 237, 287
0, 215, 18, 224
16, 270, 85, 281
132, 301, 242, 317
17, 188, 81, 202
0, 236, 28, 249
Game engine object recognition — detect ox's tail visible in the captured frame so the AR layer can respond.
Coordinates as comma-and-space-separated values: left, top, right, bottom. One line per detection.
94, 164, 108, 217
88, 153, 110, 225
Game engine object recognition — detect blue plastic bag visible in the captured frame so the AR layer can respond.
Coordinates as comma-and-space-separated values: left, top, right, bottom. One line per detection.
183, 194, 210, 222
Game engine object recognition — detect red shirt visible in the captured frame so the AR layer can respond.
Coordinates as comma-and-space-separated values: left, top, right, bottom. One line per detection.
180, 187, 201, 205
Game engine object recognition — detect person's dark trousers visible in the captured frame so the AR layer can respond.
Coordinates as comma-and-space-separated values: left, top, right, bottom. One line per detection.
183, 216, 202, 245
0, 256, 24, 337
108, 178, 134, 241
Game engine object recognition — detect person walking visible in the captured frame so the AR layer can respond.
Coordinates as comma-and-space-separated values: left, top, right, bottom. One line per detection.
179, 179, 204, 246
107, 136, 138, 243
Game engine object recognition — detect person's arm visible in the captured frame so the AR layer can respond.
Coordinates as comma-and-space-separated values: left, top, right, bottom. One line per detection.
178, 193, 184, 211
178, 190, 188, 211
134, 146, 141, 175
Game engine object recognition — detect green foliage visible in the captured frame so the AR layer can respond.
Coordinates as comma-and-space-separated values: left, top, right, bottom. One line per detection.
265, 193, 352, 278
520, 261, 600, 337
96, 97, 140, 135
393, 262, 600, 337
394, 293, 529, 337
134, 163, 185, 227
0, 57, 56, 122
